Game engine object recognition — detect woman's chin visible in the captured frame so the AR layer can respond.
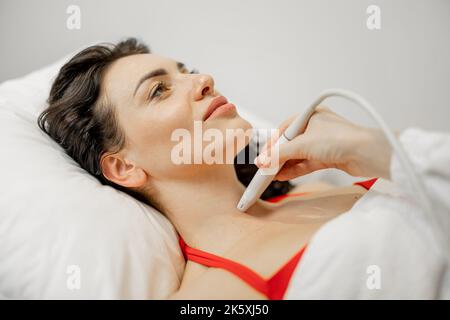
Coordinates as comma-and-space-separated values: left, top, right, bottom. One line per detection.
212, 113, 252, 131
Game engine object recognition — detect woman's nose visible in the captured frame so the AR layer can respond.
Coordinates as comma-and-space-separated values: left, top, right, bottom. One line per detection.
193, 74, 215, 101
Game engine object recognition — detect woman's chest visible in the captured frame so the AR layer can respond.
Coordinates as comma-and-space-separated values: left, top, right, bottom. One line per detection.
262, 185, 367, 224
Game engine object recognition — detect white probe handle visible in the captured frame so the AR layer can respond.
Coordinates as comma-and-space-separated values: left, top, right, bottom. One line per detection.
237, 134, 290, 211
237, 98, 320, 212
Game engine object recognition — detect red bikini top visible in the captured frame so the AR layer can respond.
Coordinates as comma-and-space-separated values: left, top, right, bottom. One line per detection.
179, 177, 378, 300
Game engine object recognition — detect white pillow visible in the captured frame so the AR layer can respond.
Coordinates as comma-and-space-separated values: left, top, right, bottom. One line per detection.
0, 51, 275, 299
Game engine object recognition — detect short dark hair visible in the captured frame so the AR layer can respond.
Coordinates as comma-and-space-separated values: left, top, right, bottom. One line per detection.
38, 37, 293, 212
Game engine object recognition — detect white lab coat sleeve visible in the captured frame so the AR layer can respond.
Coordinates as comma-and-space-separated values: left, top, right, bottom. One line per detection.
284, 194, 446, 299
391, 128, 450, 296
390, 127, 450, 221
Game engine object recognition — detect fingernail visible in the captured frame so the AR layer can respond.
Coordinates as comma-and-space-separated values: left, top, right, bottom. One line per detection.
255, 154, 270, 167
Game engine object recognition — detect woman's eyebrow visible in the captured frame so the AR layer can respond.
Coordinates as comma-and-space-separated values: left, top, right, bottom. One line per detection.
133, 62, 186, 97
133, 68, 167, 97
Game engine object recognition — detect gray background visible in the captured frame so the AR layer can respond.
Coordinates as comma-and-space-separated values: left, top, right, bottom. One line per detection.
1, 0, 449, 131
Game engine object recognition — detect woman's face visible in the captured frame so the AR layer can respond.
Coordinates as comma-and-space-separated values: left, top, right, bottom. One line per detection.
100, 53, 252, 187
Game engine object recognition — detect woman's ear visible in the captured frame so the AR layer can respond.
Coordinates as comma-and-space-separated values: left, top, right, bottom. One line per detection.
100, 152, 148, 188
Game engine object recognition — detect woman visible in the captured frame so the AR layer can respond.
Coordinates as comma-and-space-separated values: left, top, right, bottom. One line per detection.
38, 38, 448, 299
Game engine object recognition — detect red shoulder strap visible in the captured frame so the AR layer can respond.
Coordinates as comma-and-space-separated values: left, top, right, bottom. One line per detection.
267, 245, 306, 299
179, 235, 270, 296
353, 177, 378, 190
178, 235, 306, 299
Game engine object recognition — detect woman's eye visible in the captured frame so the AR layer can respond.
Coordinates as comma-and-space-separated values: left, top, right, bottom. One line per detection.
189, 68, 199, 74
149, 81, 169, 100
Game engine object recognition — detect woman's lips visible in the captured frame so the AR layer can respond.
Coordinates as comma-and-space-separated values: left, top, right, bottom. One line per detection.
207, 103, 236, 120
203, 95, 236, 121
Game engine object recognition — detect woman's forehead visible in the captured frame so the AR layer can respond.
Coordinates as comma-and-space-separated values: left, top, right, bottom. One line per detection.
106, 53, 176, 84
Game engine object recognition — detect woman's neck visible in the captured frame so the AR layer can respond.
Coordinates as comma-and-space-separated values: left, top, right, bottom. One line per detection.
154, 164, 276, 254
